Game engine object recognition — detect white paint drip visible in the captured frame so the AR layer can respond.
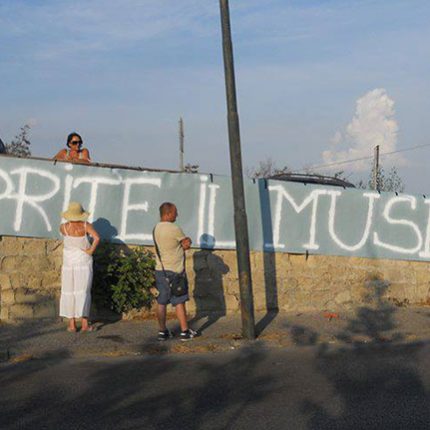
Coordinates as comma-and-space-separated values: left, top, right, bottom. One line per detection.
119, 177, 161, 241
0, 168, 14, 200
328, 191, 380, 251
419, 199, 430, 258
374, 195, 423, 254
10, 167, 60, 232
207, 183, 235, 248
197, 175, 208, 245
62, 175, 74, 213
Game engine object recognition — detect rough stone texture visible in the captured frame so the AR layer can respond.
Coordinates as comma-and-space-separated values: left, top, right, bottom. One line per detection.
1, 235, 430, 321
0, 236, 60, 321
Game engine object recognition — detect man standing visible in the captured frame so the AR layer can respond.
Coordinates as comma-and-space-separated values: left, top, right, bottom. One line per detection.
153, 202, 197, 341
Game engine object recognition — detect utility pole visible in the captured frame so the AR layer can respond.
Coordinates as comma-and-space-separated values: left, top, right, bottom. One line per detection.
219, 0, 255, 340
372, 145, 380, 191
179, 117, 184, 172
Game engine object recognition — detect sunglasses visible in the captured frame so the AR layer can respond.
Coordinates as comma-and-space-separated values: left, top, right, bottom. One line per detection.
69, 141, 82, 145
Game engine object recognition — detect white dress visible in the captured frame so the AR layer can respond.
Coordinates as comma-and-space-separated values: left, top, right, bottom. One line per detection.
59, 222, 93, 318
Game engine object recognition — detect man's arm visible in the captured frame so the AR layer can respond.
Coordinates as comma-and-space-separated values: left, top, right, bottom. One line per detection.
174, 225, 192, 250
180, 237, 192, 250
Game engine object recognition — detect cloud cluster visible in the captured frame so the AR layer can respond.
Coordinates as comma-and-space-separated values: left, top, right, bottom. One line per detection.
322, 88, 406, 171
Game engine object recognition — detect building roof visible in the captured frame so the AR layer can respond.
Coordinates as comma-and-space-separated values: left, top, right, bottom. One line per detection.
269, 172, 355, 188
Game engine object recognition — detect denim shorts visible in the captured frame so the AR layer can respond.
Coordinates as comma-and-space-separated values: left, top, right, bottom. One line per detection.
155, 270, 189, 306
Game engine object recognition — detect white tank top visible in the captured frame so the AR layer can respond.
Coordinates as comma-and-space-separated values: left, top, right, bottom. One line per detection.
62, 222, 92, 266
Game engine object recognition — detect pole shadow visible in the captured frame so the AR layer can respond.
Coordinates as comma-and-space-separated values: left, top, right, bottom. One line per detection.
255, 179, 279, 336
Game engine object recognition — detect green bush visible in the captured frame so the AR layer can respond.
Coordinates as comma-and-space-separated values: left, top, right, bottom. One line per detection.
93, 243, 155, 314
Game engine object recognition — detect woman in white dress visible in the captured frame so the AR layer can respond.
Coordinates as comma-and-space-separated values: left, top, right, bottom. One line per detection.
60, 202, 100, 332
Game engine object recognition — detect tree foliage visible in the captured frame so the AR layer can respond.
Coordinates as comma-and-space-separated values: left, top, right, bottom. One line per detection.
246, 157, 290, 179
375, 166, 405, 193
184, 163, 199, 173
248, 157, 405, 192
93, 244, 155, 314
356, 166, 405, 192
5, 124, 32, 157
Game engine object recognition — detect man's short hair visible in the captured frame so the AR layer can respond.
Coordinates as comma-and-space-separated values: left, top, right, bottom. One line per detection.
159, 202, 176, 217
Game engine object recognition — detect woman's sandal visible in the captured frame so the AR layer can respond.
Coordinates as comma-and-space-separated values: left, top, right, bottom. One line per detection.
81, 325, 95, 332
67, 327, 77, 333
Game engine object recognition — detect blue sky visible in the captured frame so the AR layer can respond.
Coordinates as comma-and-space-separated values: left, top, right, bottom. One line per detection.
1, 0, 430, 192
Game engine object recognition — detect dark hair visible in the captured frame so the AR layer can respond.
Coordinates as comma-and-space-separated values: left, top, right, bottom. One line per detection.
159, 202, 176, 217
66, 132, 83, 148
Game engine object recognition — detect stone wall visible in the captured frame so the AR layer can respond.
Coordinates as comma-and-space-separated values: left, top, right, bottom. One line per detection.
1, 235, 430, 321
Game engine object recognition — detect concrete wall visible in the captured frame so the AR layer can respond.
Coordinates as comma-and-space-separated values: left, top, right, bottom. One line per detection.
1, 236, 430, 321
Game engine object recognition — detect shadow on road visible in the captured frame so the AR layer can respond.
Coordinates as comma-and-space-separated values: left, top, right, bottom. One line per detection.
1, 274, 430, 429
0, 343, 274, 430
296, 274, 430, 429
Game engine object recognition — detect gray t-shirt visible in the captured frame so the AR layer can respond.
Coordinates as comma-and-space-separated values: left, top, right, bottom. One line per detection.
154, 222, 187, 273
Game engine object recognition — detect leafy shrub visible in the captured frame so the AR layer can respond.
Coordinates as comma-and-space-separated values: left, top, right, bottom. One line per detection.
93, 243, 155, 314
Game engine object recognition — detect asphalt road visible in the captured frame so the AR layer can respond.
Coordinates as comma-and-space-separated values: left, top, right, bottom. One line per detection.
1, 341, 430, 430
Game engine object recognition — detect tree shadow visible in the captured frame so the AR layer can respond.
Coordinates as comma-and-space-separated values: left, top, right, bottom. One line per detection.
301, 274, 430, 429
255, 179, 279, 336
0, 319, 66, 357
0, 342, 275, 430
190, 234, 229, 333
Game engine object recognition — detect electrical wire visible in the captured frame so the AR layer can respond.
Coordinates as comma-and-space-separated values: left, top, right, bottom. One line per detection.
296, 143, 430, 172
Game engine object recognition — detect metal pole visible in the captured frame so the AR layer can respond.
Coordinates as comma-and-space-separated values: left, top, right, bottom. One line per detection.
373, 145, 380, 190
179, 117, 184, 172
219, 0, 255, 339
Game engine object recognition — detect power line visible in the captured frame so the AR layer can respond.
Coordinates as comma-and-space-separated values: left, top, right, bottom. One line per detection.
298, 142, 430, 172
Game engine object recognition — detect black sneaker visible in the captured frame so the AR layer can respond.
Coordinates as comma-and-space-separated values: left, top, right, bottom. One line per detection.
157, 329, 173, 341
180, 329, 198, 342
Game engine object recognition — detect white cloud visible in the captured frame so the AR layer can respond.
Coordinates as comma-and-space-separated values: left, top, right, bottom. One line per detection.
322, 88, 406, 171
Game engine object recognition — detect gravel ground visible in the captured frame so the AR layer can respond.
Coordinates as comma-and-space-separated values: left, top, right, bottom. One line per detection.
2, 305, 430, 361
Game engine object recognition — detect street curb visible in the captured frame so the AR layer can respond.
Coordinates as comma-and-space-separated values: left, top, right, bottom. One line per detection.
3, 336, 430, 363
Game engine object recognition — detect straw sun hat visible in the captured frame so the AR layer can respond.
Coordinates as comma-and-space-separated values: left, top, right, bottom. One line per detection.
61, 202, 90, 221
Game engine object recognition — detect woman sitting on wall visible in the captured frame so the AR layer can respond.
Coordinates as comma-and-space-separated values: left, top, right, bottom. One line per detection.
59, 202, 100, 332
53, 132, 91, 164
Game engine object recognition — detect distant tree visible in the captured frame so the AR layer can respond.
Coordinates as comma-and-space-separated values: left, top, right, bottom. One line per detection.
184, 163, 199, 173
372, 166, 404, 193
246, 157, 290, 179
250, 156, 405, 193
5, 124, 32, 157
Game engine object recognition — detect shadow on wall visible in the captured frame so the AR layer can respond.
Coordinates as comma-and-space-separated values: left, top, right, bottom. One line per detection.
91, 217, 130, 324
256, 179, 279, 336
92, 217, 119, 243
190, 234, 229, 333
284, 273, 403, 347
